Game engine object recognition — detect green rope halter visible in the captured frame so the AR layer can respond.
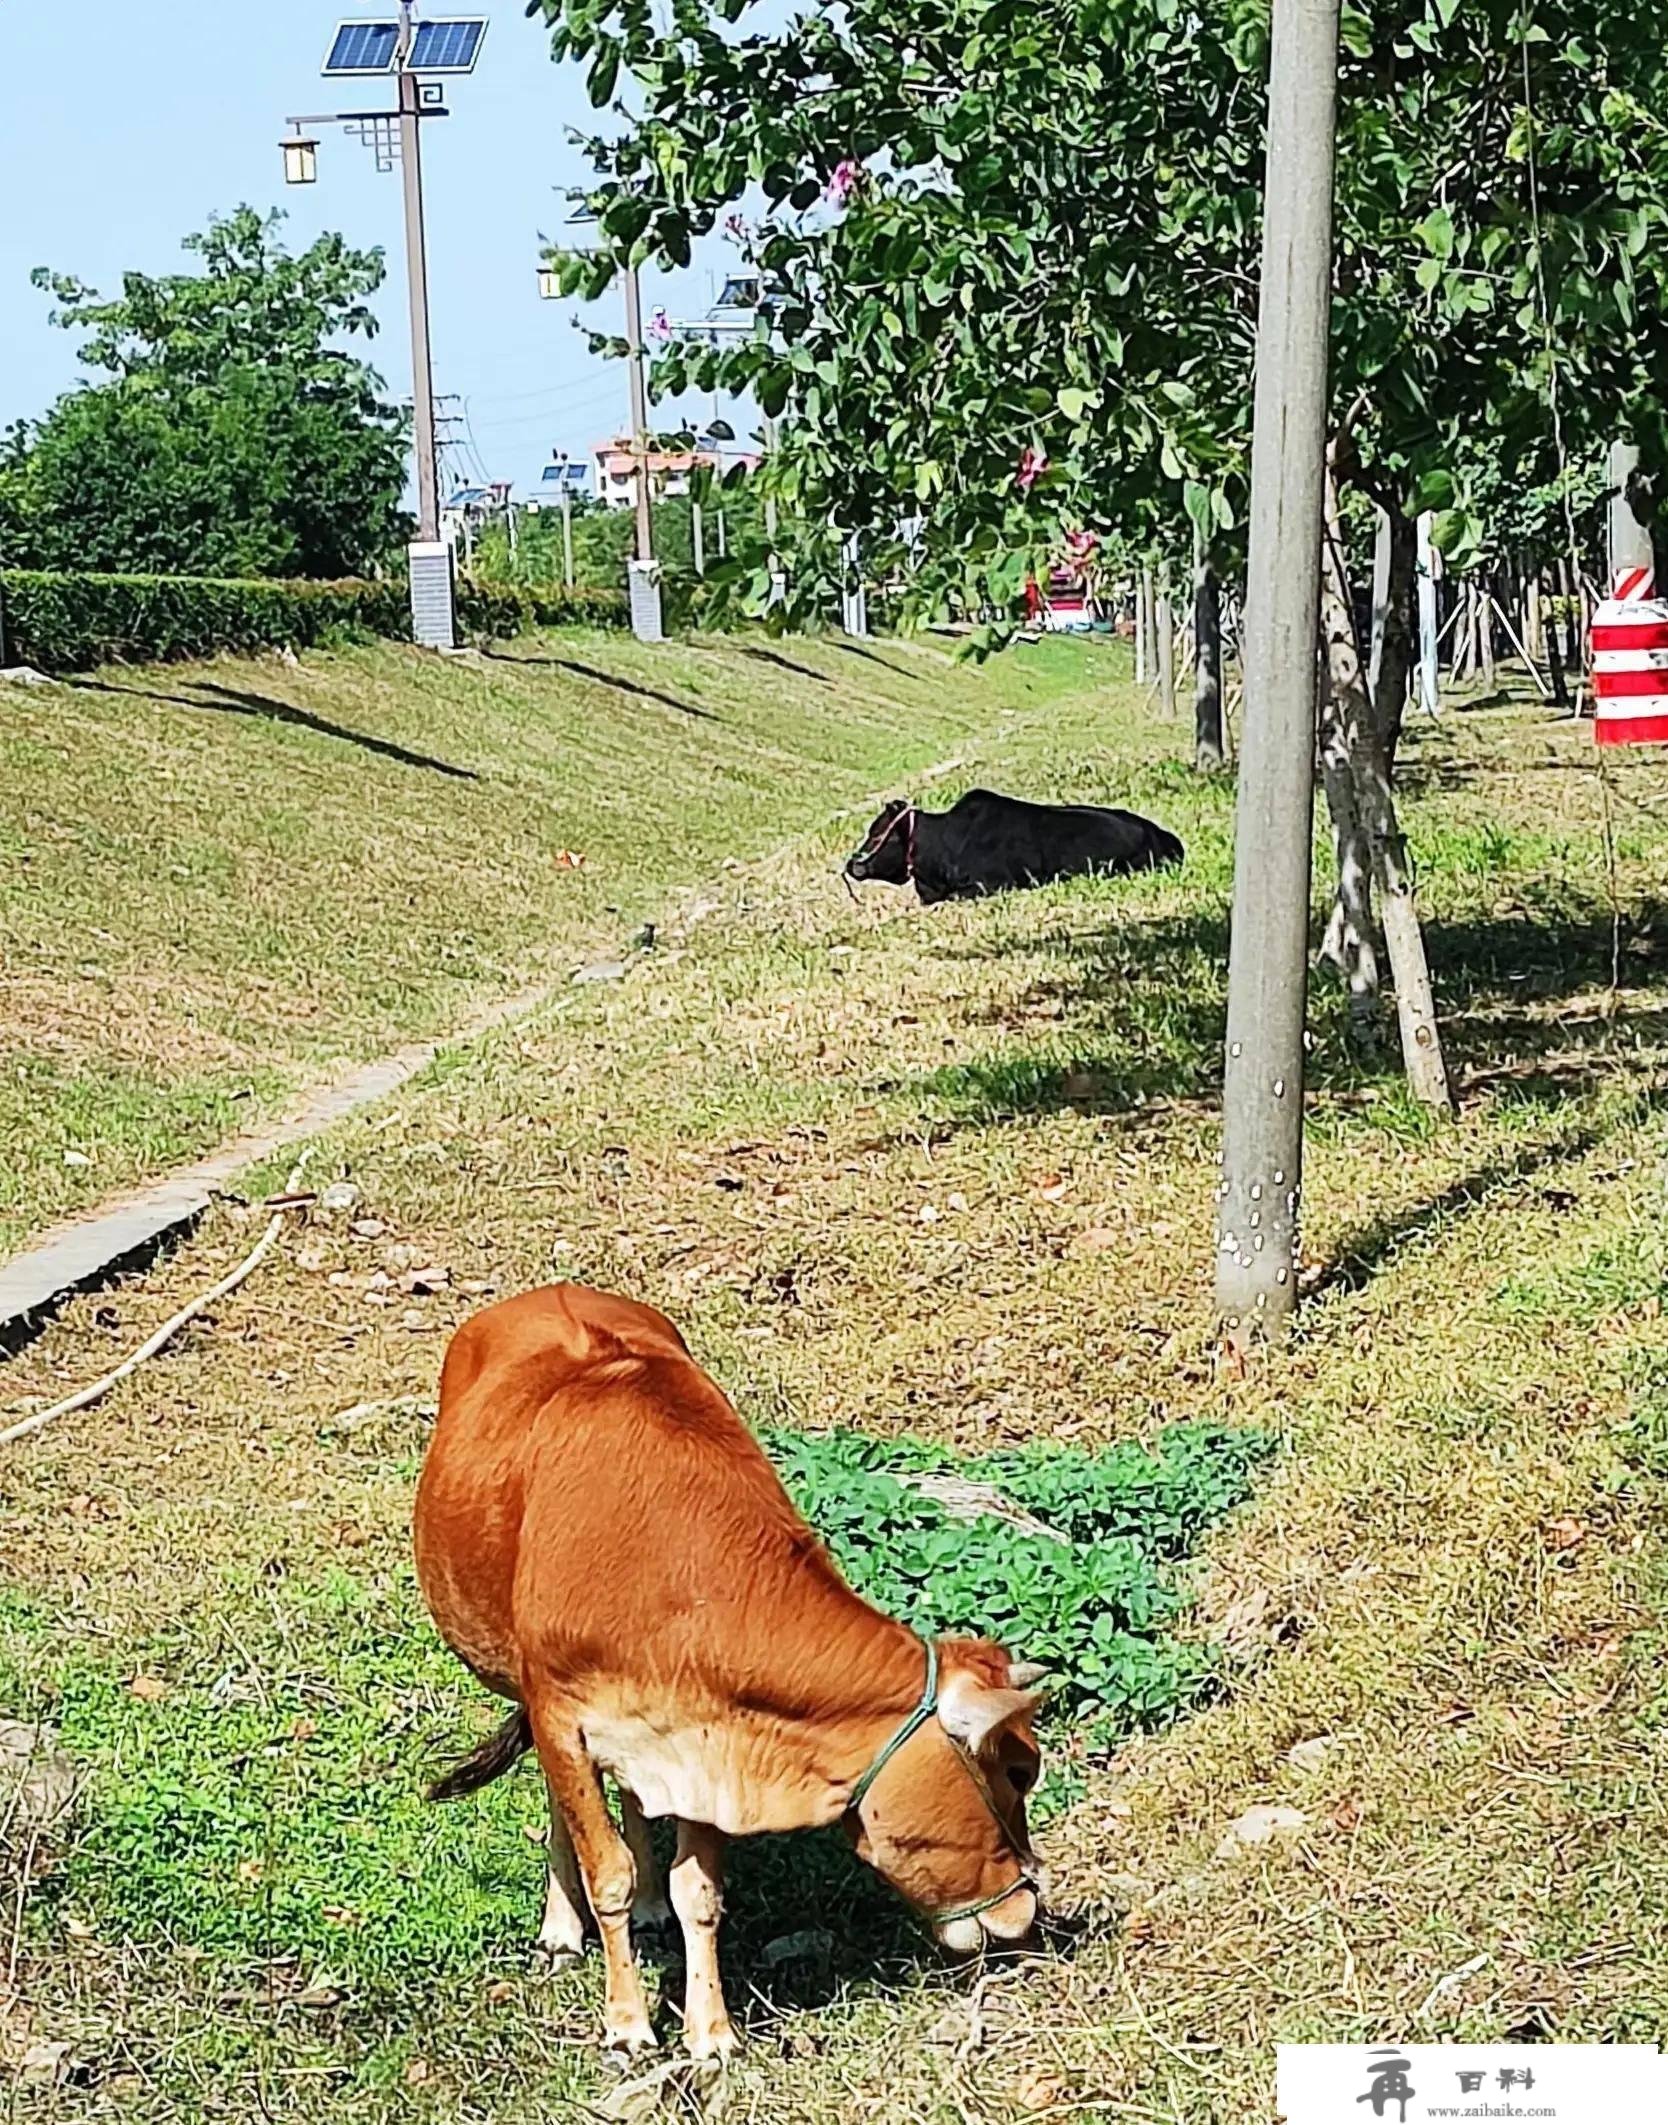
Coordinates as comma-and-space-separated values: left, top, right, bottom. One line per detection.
845, 1638, 1036, 1930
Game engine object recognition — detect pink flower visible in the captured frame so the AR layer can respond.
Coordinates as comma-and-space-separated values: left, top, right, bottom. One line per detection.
1017, 446, 1048, 492
826, 159, 864, 206
647, 306, 673, 345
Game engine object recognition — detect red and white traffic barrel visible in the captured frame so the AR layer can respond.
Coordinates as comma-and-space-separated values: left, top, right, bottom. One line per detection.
1592, 563, 1668, 746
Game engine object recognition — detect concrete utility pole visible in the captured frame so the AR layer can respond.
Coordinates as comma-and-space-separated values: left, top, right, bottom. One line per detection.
621, 263, 655, 569
840, 530, 868, 636
397, 10, 439, 546
618, 261, 664, 642
1215, 0, 1341, 1345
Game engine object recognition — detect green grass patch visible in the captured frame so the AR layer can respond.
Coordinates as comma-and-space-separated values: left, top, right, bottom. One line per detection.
7, 1421, 1265, 2010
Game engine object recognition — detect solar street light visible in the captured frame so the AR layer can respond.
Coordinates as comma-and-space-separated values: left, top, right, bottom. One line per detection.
283, 6, 488, 651
536, 266, 561, 302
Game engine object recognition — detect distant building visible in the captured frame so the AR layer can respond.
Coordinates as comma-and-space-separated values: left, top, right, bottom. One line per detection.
590, 435, 762, 509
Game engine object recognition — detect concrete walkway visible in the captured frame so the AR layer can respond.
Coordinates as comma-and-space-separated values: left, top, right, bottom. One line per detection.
0, 982, 560, 1343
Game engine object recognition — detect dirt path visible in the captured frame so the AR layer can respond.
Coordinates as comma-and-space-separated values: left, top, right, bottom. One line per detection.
0, 741, 988, 1344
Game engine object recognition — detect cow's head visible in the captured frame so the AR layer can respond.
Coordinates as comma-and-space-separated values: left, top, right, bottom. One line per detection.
844, 799, 914, 885
846, 1639, 1048, 1953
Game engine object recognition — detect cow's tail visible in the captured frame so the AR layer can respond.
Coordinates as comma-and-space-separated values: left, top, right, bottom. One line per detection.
427, 1706, 533, 1801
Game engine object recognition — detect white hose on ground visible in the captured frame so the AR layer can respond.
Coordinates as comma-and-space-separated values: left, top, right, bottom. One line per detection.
0, 1154, 312, 1451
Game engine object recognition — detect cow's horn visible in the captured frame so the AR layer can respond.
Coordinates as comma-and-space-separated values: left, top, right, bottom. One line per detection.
1007, 1660, 1052, 1689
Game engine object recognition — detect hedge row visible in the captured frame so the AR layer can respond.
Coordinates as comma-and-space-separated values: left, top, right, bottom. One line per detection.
0, 569, 627, 675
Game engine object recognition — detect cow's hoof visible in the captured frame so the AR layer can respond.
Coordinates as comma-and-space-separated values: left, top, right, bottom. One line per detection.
603, 2020, 659, 2057
536, 1941, 586, 1973
686, 2025, 741, 2064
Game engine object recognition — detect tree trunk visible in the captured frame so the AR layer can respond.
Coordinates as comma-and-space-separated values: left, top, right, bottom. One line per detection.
1138, 566, 1155, 685
1558, 559, 1584, 709
1480, 576, 1496, 687
1319, 501, 1384, 1038
1318, 686, 1381, 1039
1545, 564, 1570, 708
1376, 509, 1416, 775
1156, 587, 1176, 717
1525, 568, 1544, 666
1323, 474, 1453, 1108
1194, 549, 1225, 770
1357, 726, 1454, 1111
1135, 571, 1150, 684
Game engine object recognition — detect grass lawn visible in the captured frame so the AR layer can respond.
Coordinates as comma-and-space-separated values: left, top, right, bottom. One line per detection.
1, 644, 1666, 2121
0, 628, 1077, 1256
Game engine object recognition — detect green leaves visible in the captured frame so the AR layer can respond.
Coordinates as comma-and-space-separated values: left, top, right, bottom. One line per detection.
586, 38, 620, 106
539, 0, 1668, 619
1414, 206, 1455, 259
7, 210, 406, 578
762, 1424, 1271, 1725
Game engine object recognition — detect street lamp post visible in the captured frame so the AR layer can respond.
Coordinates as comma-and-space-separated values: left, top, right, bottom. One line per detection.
541, 219, 662, 643
396, 20, 440, 551
283, 6, 487, 650
620, 266, 656, 579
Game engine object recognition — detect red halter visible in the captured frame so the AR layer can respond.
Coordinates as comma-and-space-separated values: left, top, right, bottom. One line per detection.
863, 803, 917, 880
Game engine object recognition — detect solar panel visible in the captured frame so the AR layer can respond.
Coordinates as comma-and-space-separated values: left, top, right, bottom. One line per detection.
322, 20, 400, 75
410, 17, 487, 73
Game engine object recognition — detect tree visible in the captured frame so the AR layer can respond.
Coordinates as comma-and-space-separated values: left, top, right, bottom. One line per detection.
470, 482, 770, 603
1, 208, 407, 579
536, 0, 1668, 1091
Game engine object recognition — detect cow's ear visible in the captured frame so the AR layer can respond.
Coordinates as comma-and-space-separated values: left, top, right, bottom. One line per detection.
939, 1672, 1043, 1755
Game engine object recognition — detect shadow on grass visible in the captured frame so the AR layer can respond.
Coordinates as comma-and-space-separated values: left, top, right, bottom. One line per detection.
1397, 756, 1593, 794
826, 640, 927, 682
890, 898, 1667, 1137
1313, 1102, 1630, 1299
735, 643, 836, 688
648, 1825, 1093, 2033
70, 678, 481, 781
482, 649, 719, 721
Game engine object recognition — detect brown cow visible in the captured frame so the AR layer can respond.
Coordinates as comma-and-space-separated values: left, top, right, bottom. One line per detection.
413, 1284, 1046, 2059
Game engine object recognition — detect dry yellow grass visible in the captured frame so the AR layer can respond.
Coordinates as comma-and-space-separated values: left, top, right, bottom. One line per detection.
0, 627, 1060, 1252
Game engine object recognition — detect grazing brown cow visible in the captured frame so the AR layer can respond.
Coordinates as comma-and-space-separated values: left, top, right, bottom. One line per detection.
413, 1284, 1046, 2059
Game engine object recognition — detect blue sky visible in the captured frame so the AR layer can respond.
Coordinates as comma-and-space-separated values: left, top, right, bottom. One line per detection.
0, 3, 744, 498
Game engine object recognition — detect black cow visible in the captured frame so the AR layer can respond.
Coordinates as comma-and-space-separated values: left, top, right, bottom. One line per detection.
844, 789, 1183, 904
